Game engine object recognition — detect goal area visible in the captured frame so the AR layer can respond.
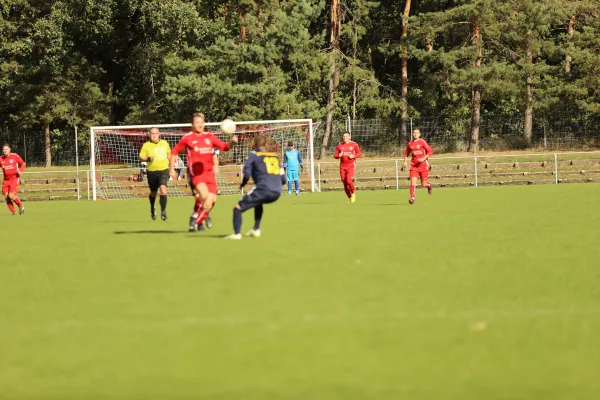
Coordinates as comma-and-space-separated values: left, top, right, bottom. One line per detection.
90, 119, 316, 200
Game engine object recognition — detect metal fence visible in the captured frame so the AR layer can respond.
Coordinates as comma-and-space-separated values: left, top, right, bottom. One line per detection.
314, 115, 600, 156
3, 114, 600, 167
314, 151, 600, 192
17, 151, 600, 201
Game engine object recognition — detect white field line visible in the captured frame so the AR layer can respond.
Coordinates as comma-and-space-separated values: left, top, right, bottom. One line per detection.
8, 307, 600, 332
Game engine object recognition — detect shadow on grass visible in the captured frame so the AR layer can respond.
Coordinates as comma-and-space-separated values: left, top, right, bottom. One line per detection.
114, 230, 226, 239
114, 230, 187, 235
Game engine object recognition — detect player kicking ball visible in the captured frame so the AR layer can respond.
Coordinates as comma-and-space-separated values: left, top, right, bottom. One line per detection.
170, 113, 238, 232
334, 131, 362, 203
225, 136, 286, 240
1, 143, 26, 215
403, 128, 433, 205
189, 148, 219, 231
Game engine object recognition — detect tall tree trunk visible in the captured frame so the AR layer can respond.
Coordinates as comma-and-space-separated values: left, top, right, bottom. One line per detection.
352, 28, 358, 120
565, 15, 575, 72
468, 16, 483, 153
240, 14, 246, 41
400, 0, 412, 145
44, 121, 51, 168
524, 36, 534, 144
524, 73, 533, 143
239, 12, 246, 114
107, 81, 115, 124
321, 0, 341, 159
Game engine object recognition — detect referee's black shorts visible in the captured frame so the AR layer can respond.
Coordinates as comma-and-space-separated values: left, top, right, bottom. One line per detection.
147, 169, 169, 192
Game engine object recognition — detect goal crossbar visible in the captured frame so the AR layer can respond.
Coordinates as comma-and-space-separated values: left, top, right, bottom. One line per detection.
90, 119, 315, 200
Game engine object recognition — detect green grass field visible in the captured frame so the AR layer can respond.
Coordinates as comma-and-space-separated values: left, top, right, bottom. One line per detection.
1, 184, 599, 399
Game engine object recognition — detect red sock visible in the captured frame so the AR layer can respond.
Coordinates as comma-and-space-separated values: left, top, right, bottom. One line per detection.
410, 185, 416, 198
196, 209, 209, 225
193, 197, 201, 212
13, 197, 22, 208
343, 184, 351, 198
425, 182, 431, 189
6, 198, 15, 213
348, 180, 355, 195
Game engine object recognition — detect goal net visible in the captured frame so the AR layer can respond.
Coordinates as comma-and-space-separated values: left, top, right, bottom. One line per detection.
90, 119, 316, 200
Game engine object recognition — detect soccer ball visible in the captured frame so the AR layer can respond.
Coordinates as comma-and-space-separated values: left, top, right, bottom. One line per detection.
220, 119, 236, 135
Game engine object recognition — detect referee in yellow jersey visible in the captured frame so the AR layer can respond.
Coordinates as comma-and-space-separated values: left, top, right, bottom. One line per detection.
139, 127, 171, 221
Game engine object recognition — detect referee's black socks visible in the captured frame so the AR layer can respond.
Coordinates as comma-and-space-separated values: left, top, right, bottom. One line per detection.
159, 195, 167, 212
149, 193, 156, 210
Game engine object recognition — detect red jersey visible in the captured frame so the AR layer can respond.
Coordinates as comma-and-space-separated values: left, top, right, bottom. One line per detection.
1, 153, 25, 179
172, 132, 229, 177
404, 139, 433, 169
334, 141, 362, 168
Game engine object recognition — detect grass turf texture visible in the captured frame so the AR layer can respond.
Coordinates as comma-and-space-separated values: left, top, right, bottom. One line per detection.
1, 184, 599, 399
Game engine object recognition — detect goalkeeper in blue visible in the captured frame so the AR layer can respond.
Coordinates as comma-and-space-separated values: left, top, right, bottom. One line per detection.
225, 136, 286, 240
284, 141, 303, 195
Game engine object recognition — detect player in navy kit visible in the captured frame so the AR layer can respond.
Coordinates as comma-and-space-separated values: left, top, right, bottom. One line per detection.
225, 136, 286, 239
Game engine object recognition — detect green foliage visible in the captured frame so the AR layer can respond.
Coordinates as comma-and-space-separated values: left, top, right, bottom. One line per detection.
0, 0, 599, 159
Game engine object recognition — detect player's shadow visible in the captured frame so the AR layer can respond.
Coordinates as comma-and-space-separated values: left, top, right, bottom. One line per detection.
114, 230, 187, 235
114, 230, 225, 239
185, 234, 229, 239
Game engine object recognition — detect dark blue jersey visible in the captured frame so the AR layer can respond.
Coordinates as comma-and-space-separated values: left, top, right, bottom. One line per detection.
241, 151, 286, 192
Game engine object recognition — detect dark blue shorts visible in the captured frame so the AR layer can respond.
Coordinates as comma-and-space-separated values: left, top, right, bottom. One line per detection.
238, 188, 280, 211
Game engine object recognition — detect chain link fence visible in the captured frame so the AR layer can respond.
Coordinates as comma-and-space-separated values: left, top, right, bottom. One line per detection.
0, 127, 90, 167
2, 114, 599, 166
315, 114, 600, 157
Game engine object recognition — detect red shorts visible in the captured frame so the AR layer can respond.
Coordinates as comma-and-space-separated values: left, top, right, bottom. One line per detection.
189, 173, 217, 195
410, 162, 430, 179
340, 167, 355, 182
2, 177, 20, 194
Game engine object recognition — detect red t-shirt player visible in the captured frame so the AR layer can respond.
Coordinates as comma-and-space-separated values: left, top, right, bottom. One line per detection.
403, 128, 433, 205
334, 131, 362, 203
1, 143, 26, 215
170, 112, 238, 232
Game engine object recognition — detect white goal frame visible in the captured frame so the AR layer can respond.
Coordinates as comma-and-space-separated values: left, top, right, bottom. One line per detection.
89, 119, 315, 200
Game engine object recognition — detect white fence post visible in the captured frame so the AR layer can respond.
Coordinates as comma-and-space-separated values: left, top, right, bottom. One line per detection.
239, 165, 244, 194
554, 153, 558, 184
395, 160, 399, 190
75, 126, 80, 201
317, 162, 321, 192
474, 156, 478, 187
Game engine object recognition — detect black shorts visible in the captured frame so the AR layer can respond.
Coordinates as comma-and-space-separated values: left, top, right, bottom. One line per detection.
147, 169, 169, 192
238, 188, 280, 211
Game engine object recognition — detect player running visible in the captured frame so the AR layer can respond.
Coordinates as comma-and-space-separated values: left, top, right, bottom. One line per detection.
334, 131, 362, 203
225, 135, 286, 240
403, 128, 433, 205
139, 127, 171, 221
283, 141, 303, 195
170, 113, 238, 232
1, 144, 26, 215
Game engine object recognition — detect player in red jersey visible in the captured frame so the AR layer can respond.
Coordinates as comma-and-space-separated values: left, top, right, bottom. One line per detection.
170, 113, 238, 231
334, 131, 362, 203
403, 128, 433, 205
1, 143, 26, 215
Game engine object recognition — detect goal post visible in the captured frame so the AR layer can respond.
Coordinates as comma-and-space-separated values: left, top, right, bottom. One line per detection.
90, 119, 316, 200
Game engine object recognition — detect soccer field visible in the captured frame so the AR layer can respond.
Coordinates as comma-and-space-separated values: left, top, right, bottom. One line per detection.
1, 184, 599, 399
